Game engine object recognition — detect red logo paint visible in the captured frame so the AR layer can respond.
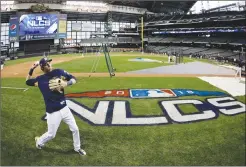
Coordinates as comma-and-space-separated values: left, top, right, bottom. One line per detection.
10, 24, 16, 30
66, 89, 130, 98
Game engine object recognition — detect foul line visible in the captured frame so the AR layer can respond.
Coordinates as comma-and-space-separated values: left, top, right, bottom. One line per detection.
1, 87, 29, 92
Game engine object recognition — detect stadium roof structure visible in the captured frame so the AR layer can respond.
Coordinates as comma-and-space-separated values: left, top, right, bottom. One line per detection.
4, 0, 196, 12
63, 11, 141, 22
8, 0, 67, 3
104, 1, 196, 14
1, 1, 197, 23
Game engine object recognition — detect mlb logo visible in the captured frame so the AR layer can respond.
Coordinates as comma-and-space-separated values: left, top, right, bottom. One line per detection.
36, 16, 42, 21
130, 89, 176, 98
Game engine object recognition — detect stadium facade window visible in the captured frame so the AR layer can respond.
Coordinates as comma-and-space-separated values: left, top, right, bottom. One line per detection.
67, 21, 72, 31
72, 32, 76, 37
101, 23, 104, 32
66, 21, 136, 41
1, 23, 9, 45
77, 32, 82, 37
130, 23, 135, 28
2, 19, 136, 47
67, 32, 72, 39
86, 32, 91, 39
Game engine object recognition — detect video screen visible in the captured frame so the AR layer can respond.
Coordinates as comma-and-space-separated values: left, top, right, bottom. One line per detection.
19, 14, 58, 40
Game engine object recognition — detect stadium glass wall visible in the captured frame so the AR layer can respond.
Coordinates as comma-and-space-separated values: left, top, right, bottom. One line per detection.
1, 21, 136, 46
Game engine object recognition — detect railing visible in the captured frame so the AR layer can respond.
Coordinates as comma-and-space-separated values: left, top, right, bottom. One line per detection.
80, 37, 141, 44
142, 10, 246, 26
147, 37, 246, 45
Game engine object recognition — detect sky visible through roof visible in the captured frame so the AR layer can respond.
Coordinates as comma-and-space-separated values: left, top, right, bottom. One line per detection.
189, 1, 245, 14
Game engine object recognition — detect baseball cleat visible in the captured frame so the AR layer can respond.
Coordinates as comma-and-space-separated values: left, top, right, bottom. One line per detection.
75, 148, 86, 156
35, 136, 42, 149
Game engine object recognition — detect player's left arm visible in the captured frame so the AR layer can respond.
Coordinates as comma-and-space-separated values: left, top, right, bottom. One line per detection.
61, 69, 77, 86
49, 69, 77, 90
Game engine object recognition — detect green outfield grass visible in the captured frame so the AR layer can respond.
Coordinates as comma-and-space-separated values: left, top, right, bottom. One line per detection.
4, 52, 194, 73
53, 55, 168, 72
53, 52, 194, 72
1, 77, 245, 166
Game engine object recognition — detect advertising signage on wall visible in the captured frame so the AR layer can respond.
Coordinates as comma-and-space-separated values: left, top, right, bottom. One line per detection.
58, 14, 67, 39
9, 13, 67, 41
9, 16, 19, 42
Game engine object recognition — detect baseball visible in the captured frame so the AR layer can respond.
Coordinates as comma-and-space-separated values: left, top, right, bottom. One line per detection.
33, 61, 39, 67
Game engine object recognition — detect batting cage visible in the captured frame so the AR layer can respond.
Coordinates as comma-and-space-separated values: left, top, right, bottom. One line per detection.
88, 44, 115, 77
103, 44, 115, 77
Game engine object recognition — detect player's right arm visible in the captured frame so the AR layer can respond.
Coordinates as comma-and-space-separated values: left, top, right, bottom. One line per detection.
26, 61, 39, 86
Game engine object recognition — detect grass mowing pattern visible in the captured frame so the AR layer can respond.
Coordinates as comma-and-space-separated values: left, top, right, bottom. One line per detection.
53, 54, 194, 73
5, 52, 194, 73
1, 77, 245, 166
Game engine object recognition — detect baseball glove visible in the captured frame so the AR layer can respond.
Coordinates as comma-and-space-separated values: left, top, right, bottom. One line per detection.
49, 78, 68, 93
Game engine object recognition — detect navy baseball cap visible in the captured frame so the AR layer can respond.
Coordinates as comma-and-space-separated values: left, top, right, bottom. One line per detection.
39, 57, 52, 67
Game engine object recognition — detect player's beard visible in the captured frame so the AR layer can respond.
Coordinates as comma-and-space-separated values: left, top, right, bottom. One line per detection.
49, 63, 52, 71
43, 64, 52, 73
46, 63, 52, 72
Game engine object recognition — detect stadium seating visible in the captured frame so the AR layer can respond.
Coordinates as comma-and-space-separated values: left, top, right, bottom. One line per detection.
147, 36, 245, 44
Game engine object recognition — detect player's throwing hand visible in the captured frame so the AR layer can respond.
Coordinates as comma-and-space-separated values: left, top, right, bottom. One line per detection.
32, 61, 39, 69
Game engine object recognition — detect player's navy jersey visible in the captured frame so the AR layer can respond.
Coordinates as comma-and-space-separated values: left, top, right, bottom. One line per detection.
26, 69, 76, 113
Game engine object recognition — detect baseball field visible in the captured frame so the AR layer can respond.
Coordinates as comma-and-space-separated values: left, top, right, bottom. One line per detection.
1, 52, 245, 166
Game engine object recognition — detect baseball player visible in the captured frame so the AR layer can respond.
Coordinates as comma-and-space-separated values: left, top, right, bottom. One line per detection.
25, 57, 86, 156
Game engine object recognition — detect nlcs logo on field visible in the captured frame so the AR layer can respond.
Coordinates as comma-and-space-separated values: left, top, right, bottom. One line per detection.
42, 89, 246, 126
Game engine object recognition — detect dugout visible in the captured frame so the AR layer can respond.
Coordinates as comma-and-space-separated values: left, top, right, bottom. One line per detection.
19, 39, 54, 56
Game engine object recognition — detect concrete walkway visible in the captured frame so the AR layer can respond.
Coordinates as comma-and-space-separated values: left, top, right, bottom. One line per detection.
199, 76, 245, 96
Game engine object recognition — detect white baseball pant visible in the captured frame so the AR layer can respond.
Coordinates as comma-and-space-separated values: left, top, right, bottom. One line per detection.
37, 106, 81, 151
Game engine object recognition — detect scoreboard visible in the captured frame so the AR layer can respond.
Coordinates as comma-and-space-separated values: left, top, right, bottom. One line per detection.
9, 13, 67, 42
